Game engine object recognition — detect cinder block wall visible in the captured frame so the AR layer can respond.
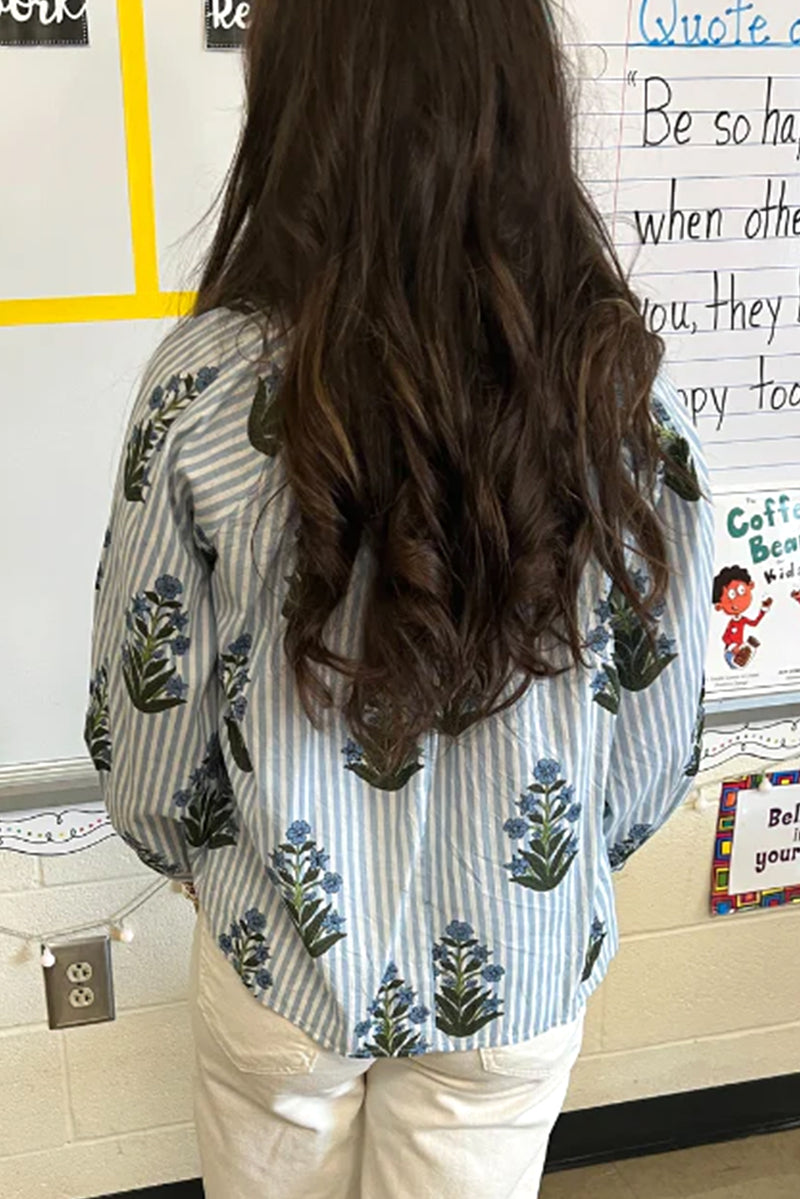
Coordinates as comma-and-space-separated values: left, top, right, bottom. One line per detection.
1, 783, 799, 1198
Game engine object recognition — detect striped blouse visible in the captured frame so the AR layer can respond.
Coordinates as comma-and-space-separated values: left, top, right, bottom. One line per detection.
84, 308, 714, 1058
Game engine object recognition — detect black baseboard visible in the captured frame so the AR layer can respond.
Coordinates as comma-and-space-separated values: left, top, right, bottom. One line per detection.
102, 1071, 800, 1198
546, 1070, 800, 1172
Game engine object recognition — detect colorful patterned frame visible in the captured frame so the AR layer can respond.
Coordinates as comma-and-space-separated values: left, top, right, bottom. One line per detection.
711, 770, 800, 916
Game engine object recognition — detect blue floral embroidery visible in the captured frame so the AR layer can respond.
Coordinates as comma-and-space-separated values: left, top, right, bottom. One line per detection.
503, 759, 580, 891
119, 833, 182, 877
84, 662, 111, 772
124, 368, 219, 502
433, 921, 505, 1038
173, 733, 237, 849
581, 916, 607, 982
268, 823, 347, 958
590, 580, 678, 716
247, 367, 284, 458
218, 909, 273, 996
352, 965, 430, 1057
608, 823, 653, 871
94, 525, 112, 592
121, 575, 190, 713
220, 632, 254, 772
685, 684, 706, 778
342, 737, 424, 792
652, 399, 702, 502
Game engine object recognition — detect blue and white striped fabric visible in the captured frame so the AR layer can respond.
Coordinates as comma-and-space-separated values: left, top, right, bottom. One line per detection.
84, 308, 714, 1058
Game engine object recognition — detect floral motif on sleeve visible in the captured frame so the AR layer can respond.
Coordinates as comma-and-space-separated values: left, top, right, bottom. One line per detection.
684, 683, 706, 778
220, 633, 254, 772
581, 917, 607, 983
123, 367, 220, 503
172, 733, 238, 850
351, 964, 430, 1058
121, 574, 191, 714
247, 366, 283, 457
119, 832, 183, 877
503, 759, 580, 892
589, 577, 677, 716
267, 820, 347, 958
608, 823, 653, 871
218, 908, 273, 996
342, 738, 424, 792
433, 921, 505, 1038
84, 662, 111, 772
652, 397, 702, 503
94, 525, 112, 593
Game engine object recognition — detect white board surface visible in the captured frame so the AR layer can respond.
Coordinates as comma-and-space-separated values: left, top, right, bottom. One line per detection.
0, 1, 133, 299
571, 0, 800, 491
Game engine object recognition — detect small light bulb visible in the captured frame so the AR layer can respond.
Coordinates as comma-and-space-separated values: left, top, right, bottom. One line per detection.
41, 946, 56, 969
119, 925, 134, 944
758, 774, 773, 793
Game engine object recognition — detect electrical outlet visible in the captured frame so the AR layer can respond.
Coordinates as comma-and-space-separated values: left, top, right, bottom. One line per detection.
43, 936, 115, 1030
66, 961, 93, 984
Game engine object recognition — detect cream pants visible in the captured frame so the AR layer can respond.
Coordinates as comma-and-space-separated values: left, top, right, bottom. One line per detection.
189, 911, 583, 1199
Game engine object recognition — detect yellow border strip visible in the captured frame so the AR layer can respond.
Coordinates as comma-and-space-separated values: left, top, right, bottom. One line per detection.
116, 0, 159, 300
0, 292, 194, 328
0, 0, 196, 328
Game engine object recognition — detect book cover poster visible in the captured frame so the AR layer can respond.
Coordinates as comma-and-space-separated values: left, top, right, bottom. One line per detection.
0, 1, 89, 46
706, 487, 800, 705
205, 0, 248, 49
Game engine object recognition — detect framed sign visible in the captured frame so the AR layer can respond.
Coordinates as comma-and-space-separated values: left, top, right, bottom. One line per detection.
711, 771, 800, 916
0, 1, 89, 46
205, 0, 249, 49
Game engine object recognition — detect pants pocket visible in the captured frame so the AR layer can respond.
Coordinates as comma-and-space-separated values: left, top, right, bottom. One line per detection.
478, 1014, 585, 1081
192, 911, 320, 1076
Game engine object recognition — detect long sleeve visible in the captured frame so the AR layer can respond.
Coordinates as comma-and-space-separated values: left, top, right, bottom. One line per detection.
600, 377, 715, 872
83, 354, 226, 880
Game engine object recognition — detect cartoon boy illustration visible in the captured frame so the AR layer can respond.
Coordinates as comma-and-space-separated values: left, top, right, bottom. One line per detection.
712, 566, 772, 669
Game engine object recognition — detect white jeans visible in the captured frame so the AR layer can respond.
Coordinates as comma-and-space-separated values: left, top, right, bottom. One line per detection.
189, 911, 583, 1199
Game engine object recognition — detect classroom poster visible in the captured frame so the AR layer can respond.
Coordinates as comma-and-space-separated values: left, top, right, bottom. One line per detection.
0, 1, 89, 46
706, 487, 800, 705
205, 0, 248, 49
711, 772, 800, 916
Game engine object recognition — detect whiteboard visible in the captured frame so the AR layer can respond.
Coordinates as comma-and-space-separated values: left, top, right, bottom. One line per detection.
571, 0, 800, 490
1, 0, 799, 770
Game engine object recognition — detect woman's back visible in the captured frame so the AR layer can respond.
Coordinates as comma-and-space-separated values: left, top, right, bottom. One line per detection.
86, 305, 712, 1055
84, 2, 714, 1192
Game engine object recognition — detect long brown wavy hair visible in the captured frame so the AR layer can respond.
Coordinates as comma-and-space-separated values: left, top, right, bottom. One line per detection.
196, 0, 669, 774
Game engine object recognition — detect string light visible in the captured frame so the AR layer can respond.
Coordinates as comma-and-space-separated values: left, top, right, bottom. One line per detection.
0, 878, 171, 957
758, 773, 773, 793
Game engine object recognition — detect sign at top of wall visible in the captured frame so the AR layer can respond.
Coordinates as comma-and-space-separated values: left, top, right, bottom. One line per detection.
205, 0, 249, 50
0, 0, 89, 46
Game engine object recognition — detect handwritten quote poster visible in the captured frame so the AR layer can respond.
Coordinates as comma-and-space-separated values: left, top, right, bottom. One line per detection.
706, 487, 800, 703
205, 0, 248, 50
575, 0, 800, 496
0, 1, 88, 46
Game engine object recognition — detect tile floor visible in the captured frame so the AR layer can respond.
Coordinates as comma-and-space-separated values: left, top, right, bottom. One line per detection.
540, 1128, 800, 1198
